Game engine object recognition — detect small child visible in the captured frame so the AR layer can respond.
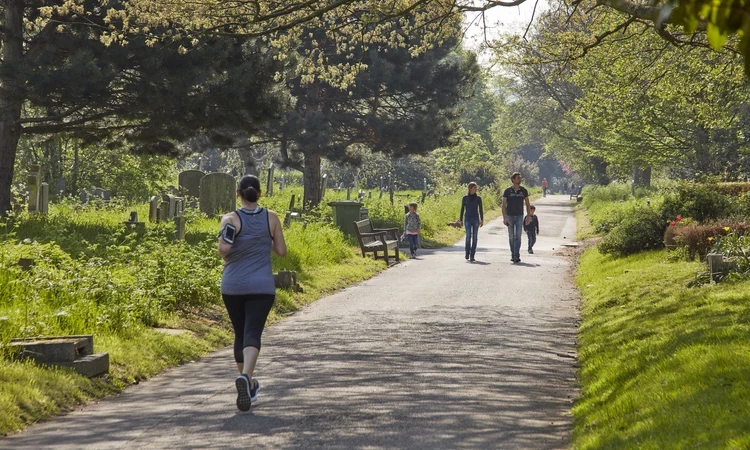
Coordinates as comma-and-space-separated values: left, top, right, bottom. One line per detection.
524, 205, 540, 254
404, 202, 422, 258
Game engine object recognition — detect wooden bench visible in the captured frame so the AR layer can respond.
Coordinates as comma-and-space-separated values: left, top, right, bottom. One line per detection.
353, 218, 400, 264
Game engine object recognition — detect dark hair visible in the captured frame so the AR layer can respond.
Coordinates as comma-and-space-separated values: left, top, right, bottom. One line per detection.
511, 172, 521, 181
408, 202, 418, 210
529, 204, 536, 210
238, 175, 262, 203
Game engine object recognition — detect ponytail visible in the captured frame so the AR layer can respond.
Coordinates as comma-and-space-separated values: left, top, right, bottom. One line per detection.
237, 175, 262, 203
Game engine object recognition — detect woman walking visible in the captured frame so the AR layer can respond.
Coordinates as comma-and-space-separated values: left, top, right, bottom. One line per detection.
218, 175, 287, 411
459, 182, 484, 262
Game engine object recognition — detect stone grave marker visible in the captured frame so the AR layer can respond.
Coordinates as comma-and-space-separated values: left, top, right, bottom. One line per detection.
178, 170, 205, 198
174, 216, 186, 240
321, 174, 328, 199
39, 183, 49, 215
199, 173, 236, 217
27, 164, 41, 213
55, 178, 66, 197
149, 196, 159, 222
266, 165, 274, 196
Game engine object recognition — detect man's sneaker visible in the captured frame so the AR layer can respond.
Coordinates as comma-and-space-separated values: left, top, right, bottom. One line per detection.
465, 252, 470, 260
470, 256, 475, 262
250, 378, 261, 403
528, 249, 534, 254
235, 374, 252, 411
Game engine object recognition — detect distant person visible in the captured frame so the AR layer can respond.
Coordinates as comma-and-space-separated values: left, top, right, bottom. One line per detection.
562, 181, 568, 193
503, 172, 531, 263
403, 202, 422, 258
541, 178, 549, 197
570, 183, 576, 196
218, 175, 287, 412
524, 205, 540, 254
459, 182, 484, 262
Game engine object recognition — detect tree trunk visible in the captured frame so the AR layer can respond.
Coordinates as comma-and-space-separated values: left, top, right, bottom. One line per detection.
237, 149, 259, 176
0, 0, 25, 215
303, 152, 322, 208
633, 165, 651, 187
590, 156, 610, 186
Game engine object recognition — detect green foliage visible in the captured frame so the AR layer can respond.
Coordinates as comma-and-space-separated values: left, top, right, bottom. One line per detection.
582, 183, 633, 205
458, 162, 500, 190
661, 182, 731, 223
598, 207, 666, 257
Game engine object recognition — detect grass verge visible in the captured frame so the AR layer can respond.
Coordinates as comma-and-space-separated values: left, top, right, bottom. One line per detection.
574, 248, 750, 449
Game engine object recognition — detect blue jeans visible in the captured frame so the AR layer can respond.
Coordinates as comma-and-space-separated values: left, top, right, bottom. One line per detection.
527, 230, 537, 251
464, 218, 479, 257
407, 234, 419, 254
507, 215, 524, 259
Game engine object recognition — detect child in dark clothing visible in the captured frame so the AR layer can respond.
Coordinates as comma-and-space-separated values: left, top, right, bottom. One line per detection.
524, 205, 540, 254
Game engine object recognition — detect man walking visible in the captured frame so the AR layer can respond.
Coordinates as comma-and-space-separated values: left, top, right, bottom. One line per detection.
541, 178, 548, 197
502, 172, 531, 263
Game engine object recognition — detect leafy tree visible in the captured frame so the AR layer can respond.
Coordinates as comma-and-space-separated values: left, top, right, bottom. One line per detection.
1, 1, 287, 214
251, 19, 479, 207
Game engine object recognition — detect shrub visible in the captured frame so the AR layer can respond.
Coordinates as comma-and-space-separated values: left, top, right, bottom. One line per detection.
661, 182, 731, 223
669, 220, 750, 260
458, 162, 500, 190
598, 207, 666, 257
717, 182, 750, 197
582, 183, 632, 206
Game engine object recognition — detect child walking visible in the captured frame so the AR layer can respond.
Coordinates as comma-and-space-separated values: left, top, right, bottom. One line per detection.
524, 205, 540, 254
404, 202, 422, 258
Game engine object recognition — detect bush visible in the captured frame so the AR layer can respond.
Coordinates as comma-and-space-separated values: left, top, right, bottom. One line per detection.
661, 182, 731, 223
582, 183, 632, 206
668, 220, 750, 260
458, 162, 500, 190
598, 207, 666, 257
717, 182, 750, 197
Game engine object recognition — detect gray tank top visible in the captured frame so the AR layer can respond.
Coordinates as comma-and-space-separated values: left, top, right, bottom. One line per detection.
221, 208, 276, 295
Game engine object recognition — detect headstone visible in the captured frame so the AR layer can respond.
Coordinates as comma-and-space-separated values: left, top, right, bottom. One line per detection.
321, 174, 328, 199
353, 174, 359, 190
27, 164, 41, 213
266, 165, 274, 197
55, 178, 66, 197
159, 201, 170, 222
360, 207, 369, 220
199, 173, 236, 218
347, 187, 351, 200
80, 190, 89, 204
39, 183, 49, 215
149, 196, 159, 222
379, 176, 384, 199
178, 170, 205, 198
161, 194, 184, 220
280, 174, 286, 191
174, 216, 186, 240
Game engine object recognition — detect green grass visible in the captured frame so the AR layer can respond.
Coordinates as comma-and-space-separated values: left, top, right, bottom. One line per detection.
574, 248, 750, 449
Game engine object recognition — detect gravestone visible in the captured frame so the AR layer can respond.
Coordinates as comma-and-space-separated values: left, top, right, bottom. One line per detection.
280, 174, 286, 191
55, 178, 66, 197
321, 174, 328, 199
199, 173, 236, 218
174, 216, 186, 240
266, 165, 274, 196
178, 170, 205, 198
149, 196, 159, 222
27, 164, 41, 213
39, 183, 49, 215
161, 194, 184, 220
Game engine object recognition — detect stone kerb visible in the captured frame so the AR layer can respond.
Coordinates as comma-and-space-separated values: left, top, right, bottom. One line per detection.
178, 170, 206, 198
199, 173, 236, 218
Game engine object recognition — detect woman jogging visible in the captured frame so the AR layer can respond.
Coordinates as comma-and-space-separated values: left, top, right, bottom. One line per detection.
218, 175, 287, 411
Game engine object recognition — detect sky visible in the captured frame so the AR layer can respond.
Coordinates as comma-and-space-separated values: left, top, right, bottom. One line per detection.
462, 0, 548, 65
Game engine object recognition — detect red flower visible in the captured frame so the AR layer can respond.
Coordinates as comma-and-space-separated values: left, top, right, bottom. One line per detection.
676, 215, 682, 221
670, 221, 676, 227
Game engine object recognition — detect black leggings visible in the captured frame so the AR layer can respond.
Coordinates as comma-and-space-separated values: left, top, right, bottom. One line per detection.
222, 293, 275, 363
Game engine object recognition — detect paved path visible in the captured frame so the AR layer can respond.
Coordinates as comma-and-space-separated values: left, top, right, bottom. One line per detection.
2, 195, 580, 450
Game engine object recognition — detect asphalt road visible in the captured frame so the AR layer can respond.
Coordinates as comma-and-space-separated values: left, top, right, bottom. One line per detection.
2, 194, 580, 450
